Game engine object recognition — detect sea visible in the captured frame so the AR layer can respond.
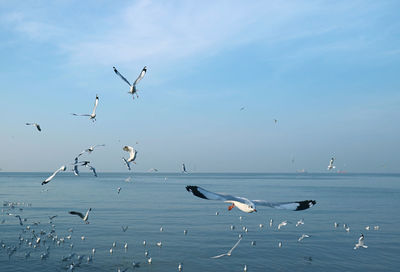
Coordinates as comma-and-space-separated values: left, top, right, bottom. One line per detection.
0, 172, 399, 272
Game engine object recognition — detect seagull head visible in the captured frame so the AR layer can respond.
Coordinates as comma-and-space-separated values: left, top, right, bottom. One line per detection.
249, 203, 257, 213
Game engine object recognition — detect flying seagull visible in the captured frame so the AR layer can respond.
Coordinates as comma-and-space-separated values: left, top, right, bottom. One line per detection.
69, 208, 91, 224
182, 163, 187, 173
71, 95, 99, 122
354, 233, 368, 249
113, 66, 147, 99
26, 123, 41, 131
327, 157, 336, 170
298, 234, 310, 242
77, 144, 105, 157
42, 165, 67, 185
211, 237, 242, 259
122, 145, 137, 170
186, 185, 316, 213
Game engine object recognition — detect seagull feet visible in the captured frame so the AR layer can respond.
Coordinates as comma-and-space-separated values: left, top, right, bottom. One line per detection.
228, 204, 235, 211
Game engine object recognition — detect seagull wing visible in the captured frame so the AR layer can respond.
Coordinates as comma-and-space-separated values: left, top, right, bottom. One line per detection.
227, 237, 242, 255
92, 95, 99, 116
252, 200, 316, 211
42, 165, 66, 185
123, 146, 136, 162
113, 67, 131, 86
133, 66, 146, 86
122, 158, 131, 170
210, 253, 227, 259
73, 164, 79, 176
87, 165, 97, 177
71, 113, 91, 116
69, 211, 84, 219
185, 186, 245, 203
35, 124, 41, 131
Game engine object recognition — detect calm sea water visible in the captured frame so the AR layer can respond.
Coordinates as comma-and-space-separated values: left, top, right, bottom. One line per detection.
1, 172, 400, 271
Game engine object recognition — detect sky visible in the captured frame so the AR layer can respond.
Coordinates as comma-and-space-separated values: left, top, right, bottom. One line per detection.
0, 0, 399, 173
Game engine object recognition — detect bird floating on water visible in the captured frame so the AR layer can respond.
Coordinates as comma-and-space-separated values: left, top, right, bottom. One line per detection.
186, 186, 316, 213
113, 66, 147, 99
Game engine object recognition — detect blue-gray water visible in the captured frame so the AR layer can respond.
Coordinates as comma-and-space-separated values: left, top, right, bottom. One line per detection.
1, 172, 400, 271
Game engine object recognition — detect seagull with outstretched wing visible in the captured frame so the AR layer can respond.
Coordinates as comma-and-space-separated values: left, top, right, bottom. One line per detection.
113, 66, 147, 99
71, 95, 99, 122
69, 208, 91, 224
77, 144, 105, 158
211, 237, 242, 259
42, 165, 67, 185
26, 123, 41, 131
186, 186, 316, 213
122, 145, 137, 170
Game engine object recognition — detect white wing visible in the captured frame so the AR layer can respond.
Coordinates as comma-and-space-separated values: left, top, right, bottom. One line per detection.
133, 66, 147, 86
186, 186, 246, 203
252, 199, 316, 211
71, 113, 91, 116
122, 158, 131, 170
211, 253, 227, 259
42, 165, 66, 184
123, 146, 136, 162
227, 237, 242, 255
91, 95, 99, 116
113, 66, 131, 86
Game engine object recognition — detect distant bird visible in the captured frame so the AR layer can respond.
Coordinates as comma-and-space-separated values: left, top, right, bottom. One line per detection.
334, 222, 339, 228
156, 241, 162, 247
71, 95, 99, 122
298, 234, 310, 242
274, 119, 278, 124
26, 123, 41, 131
121, 226, 128, 232
113, 66, 147, 99
278, 221, 288, 230
269, 219, 273, 227
122, 145, 137, 170
15, 215, 23, 226
278, 241, 282, 248
211, 237, 242, 258
42, 165, 67, 185
186, 185, 316, 213
182, 163, 187, 173
327, 157, 336, 170
374, 225, 380, 230
240, 107, 245, 111
354, 234, 368, 249
296, 219, 304, 227
69, 208, 91, 224
117, 187, 121, 194
77, 144, 105, 157
178, 263, 183, 272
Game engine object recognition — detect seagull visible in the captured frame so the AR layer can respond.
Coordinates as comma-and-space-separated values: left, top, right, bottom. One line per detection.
298, 234, 310, 242
68, 208, 91, 224
211, 237, 242, 258
42, 166, 67, 185
354, 233, 368, 249
240, 107, 245, 111
121, 226, 128, 232
113, 66, 147, 99
122, 158, 131, 171
269, 219, 273, 227
274, 119, 278, 124
71, 95, 99, 122
182, 163, 187, 173
117, 187, 121, 194
122, 145, 137, 170
26, 123, 41, 131
278, 221, 288, 230
296, 219, 304, 227
15, 215, 23, 226
327, 157, 336, 170
77, 144, 105, 157
186, 185, 316, 213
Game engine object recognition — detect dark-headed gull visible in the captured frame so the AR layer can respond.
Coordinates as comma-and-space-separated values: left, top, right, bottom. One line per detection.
327, 157, 336, 170
186, 186, 316, 213
26, 123, 41, 131
113, 66, 147, 99
71, 95, 99, 122
42, 166, 67, 185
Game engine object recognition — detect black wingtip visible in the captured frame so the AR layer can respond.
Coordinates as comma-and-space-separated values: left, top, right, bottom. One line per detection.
295, 200, 317, 211
186, 185, 208, 199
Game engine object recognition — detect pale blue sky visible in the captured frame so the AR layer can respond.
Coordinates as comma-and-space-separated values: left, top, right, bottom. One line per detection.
0, 0, 399, 172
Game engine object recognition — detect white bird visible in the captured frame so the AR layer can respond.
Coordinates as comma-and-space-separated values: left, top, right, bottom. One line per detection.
327, 157, 336, 170
122, 145, 137, 170
374, 225, 380, 230
147, 257, 152, 264
42, 165, 67, 185
68, 208, 91, 224
25, 123, 41, 131
117, 187, 121, 194
184, 229, 188, 235
278, 221, 288, 230
178, 263, 183, 271
278, 242, 282, 248
77, 144, 105, 157
211, 237, 242, 259
244, 264, 248, 272
186, 186, 316, 213
298, 234, 310, 242
365, 226, 370, 231
156, 241, 162, 247
71, 94, 99, 122
296, 219, 304, 227
354, 233, 368, 249
113, 66, 147, 99
334, 222, 339, 228
269, 219, 273, 227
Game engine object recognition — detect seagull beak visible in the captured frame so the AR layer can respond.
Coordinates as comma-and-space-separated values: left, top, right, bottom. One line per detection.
254, 209, 257, 212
